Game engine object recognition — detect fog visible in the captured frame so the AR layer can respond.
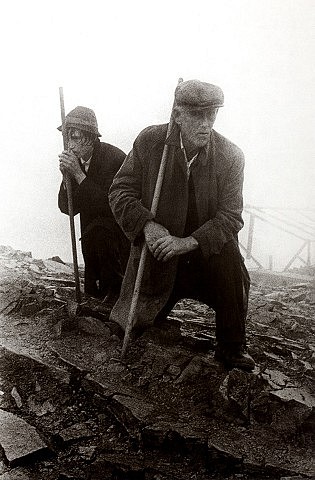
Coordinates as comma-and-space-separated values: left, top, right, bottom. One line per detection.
1, 0, 314, 270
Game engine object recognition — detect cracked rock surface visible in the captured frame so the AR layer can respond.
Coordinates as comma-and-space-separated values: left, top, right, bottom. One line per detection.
0, 245, 314, 479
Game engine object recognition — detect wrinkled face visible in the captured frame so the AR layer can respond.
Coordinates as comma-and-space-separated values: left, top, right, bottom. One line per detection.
174, 107, 218, 151
67, 128, 95, 160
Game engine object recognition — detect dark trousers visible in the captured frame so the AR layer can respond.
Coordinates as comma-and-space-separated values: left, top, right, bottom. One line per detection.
81, 226, 129, 298
155, 240, 250, 347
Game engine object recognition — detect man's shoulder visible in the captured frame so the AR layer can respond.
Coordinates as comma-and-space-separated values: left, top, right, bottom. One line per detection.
212, 130, 244, 164
136, 124, 168, 146
99, 141, 126, 158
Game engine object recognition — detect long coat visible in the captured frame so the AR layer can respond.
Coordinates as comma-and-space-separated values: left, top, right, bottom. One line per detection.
58, 140, 126, 237
108, 124, 246, 331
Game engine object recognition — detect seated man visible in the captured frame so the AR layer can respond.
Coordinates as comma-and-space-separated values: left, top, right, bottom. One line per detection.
58, 106, 129, 303
109, 80, 255, 371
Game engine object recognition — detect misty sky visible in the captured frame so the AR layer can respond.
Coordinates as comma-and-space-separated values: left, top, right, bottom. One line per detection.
1, 0, 314, 269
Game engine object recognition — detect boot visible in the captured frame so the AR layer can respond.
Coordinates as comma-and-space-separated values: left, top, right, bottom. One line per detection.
214, 343, 255, 371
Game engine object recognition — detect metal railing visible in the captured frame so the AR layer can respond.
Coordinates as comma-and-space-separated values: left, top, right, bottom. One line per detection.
239, 206, 315, 271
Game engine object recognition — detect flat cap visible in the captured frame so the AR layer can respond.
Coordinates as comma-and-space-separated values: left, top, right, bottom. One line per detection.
57, 106, 101, 136
175, 80, 224, 109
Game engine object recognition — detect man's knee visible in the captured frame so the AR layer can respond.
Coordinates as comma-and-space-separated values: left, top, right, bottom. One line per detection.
207, 240, 245, 276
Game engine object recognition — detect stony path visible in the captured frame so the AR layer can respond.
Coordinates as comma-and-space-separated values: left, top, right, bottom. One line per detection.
0, 246, 314, 479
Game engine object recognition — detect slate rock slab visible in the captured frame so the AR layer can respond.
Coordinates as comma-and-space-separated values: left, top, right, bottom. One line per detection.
0, 408, 49, 466
270, 387, 315, 408
0, 467, 32, 479
108, 394, 156, 440
269, 387, 315, 435
77, 317, 111, 337
57, 422, 95, 444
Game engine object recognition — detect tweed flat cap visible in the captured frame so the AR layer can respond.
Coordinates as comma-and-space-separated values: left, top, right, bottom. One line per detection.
57, 106, 101, 136
175, 80, 224, 109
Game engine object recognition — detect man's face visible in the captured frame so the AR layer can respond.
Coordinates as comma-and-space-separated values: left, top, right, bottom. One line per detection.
175, 107, 218, 152
67, 128, 95, 161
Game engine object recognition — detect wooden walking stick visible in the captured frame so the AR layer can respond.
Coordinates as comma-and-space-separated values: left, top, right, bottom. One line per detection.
121, 78, 183, 357
59, 87, 82, 304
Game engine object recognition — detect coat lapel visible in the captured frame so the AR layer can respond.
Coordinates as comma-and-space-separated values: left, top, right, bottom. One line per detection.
85, 141, 101, 178
165, 124, 188, 178
155, 143, 188, 236
191, 135, 218, 225
163, 124, 219, 229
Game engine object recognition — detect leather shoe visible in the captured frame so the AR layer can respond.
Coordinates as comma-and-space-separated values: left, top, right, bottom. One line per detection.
214, 344, 255, 371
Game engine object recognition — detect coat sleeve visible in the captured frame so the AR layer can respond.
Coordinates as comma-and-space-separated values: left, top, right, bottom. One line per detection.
58, 180, 80, 216
74, 177, 115, 216
58, 145, 125, 219
108, 137, 154, 242
191, 151, 245, 259
58, 175, 115, 217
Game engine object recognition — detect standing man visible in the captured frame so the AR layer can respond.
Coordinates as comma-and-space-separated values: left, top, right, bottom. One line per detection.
108, 80, 255, 371
58, 106, 129, 303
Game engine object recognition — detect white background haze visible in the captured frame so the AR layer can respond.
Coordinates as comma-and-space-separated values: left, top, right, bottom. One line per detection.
1, 0, 314, 270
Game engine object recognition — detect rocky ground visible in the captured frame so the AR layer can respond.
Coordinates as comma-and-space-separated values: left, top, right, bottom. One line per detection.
0, 245, 314, 480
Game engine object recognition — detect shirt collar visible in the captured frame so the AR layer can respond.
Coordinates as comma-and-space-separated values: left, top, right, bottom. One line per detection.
180, 132, 200, 176
80, 155, 92, 172
180, 132, 199, 162
165, 123, 212, 168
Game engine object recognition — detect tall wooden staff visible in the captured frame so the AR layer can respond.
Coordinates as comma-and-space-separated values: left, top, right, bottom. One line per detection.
59, 87, 82, 304
121, 78, 183, 357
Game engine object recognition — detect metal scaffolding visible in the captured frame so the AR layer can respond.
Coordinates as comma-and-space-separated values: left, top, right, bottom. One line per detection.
239, 206, 315, 271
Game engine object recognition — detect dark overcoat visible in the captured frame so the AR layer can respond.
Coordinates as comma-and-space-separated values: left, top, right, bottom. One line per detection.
108, 124, 245, 330
58, 139, 126, 250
